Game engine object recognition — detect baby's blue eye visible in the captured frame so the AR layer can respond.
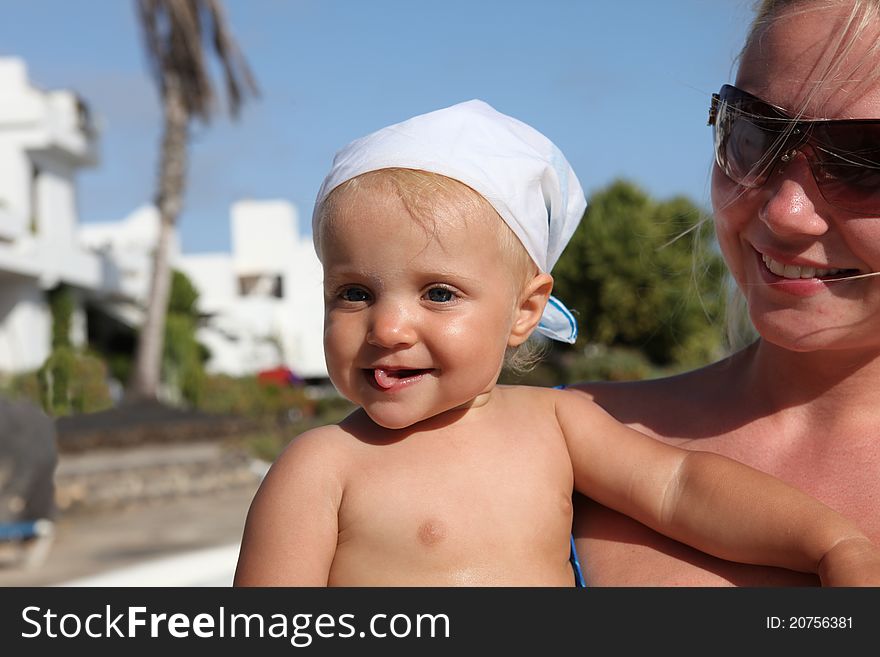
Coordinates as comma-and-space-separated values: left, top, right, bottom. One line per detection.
426, 287, 455, 303
341, 287, 370, 302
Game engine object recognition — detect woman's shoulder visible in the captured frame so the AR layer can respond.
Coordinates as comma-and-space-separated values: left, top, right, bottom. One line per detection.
570, 362, 713, 399
566, 352, 745, 439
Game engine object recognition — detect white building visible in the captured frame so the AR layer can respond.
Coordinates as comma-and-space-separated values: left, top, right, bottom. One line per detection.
0, 57, 146, 375
178, 199, 327, 380
80, 199, 328, 382
0, 56, 327, 384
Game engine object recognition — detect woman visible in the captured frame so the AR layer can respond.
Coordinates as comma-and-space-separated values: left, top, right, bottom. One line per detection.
572, 0, 880, 586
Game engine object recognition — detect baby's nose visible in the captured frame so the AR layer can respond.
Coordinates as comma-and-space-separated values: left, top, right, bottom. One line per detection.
366, 303, 417, 348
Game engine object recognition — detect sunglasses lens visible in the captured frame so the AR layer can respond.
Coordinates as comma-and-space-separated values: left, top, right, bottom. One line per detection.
716, 111, 778, 187
713, 85, 880, 214
811, 123, 880, 213
714, 89, 790, 188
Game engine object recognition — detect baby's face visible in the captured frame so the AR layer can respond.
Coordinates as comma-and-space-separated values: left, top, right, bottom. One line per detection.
319, 182, 524, 429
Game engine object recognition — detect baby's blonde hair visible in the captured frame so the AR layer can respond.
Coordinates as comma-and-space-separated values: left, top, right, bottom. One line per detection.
314, 168, 547, 372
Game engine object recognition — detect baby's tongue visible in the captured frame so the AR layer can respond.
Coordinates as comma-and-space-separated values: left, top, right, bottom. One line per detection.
374, 368, 397, 389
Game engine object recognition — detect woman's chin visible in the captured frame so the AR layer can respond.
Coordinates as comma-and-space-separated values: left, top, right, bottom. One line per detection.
751, 315, 862, 353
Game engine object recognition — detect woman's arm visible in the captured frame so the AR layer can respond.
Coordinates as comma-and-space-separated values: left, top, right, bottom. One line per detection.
553, 389, 880, 585
233, 426, 344, 586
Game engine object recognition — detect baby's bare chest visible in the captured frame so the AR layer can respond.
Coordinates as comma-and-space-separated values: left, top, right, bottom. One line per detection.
346, 427, 571, 527
329, 422, 575, 584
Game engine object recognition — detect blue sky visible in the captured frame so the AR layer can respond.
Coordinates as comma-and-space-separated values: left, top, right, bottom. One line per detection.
0, 0, 754, 254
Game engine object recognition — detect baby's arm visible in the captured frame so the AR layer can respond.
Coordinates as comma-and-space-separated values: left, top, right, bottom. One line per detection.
233, 426, 344, 586
554, 389, 880, 585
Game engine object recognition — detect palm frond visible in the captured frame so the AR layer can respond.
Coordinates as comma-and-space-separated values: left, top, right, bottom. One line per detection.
201, 0, 259, 118
136, 0, 258, 122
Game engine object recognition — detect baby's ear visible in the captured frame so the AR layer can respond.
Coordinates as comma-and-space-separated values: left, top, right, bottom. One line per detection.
509, 272, 554, 347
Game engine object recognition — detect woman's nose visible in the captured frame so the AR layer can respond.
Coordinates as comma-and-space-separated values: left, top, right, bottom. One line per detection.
759, 151, 830, 237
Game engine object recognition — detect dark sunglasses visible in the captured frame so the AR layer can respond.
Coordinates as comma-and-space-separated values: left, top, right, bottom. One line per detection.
708, 84, 880, 214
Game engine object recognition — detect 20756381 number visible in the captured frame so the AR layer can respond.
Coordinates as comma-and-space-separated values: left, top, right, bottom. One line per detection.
791, 617, 852, 629
766, 616, 853, 629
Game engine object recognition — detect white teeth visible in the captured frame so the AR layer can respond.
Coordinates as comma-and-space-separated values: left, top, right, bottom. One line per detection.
762, 254, 842, 279
783, 264, 801, 278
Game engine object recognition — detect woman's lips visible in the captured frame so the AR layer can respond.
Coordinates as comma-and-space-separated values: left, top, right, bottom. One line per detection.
755, 251, 863, 297
760, 253, 858, 280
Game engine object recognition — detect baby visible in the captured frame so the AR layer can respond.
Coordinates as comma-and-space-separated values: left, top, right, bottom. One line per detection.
234, 100, 880, 586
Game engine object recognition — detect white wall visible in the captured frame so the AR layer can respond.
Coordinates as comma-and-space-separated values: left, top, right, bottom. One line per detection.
178, 199, 327, 380
232, 199, 298, 276
79, 204, 173, 304
0, 275, 51, 372
281, 239, 326, 379
0, 149, 32, 242
176, 254, 237, 314
0, 57, 136, 376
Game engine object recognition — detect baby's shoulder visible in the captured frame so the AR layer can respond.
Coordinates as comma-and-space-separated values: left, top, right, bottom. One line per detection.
496, 384, 563, 409
287, 422, 353, 450
508, 385, 618, 430
268, 420, 362, 476
496, 384, 606, 423
500, 383, 597, 405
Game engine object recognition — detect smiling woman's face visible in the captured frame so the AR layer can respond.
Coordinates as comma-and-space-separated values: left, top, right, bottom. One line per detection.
711, 0, 880, 352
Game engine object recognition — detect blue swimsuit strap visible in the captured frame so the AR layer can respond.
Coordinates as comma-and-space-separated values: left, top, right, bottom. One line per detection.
554, 384, 587, 587
570, 534, 586, 587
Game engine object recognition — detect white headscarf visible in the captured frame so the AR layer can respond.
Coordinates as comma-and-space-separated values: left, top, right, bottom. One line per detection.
313, 99, 586, 343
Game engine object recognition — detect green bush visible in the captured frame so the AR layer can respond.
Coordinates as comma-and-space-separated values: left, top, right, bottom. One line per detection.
498, 343, 661, 388
312, 393, 356, 420
561, 344, 659, 383
161, 270, 207, 405
0, 370, 42, 406
196, 373, 312, 419
163, 312, 205, 405
37, 348, 113, 416
47, 285, 74, 350
552, 179, 725, 369
232, 395, 356, 463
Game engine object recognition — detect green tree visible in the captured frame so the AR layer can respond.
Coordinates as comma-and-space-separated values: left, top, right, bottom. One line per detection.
47, 285, 74, 349
38, 285, 113, 415
552, 179, 725, 368
162, 269, 206, 405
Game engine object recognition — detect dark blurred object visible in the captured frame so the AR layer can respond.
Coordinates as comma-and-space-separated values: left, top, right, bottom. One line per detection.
0, 396, 57, 567
55, 398, 256, 453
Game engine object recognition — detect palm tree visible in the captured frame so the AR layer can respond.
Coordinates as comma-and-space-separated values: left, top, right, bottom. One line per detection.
129, 0, 258, 401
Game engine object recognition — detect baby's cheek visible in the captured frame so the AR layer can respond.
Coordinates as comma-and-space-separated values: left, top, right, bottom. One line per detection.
323, 329, 356, 394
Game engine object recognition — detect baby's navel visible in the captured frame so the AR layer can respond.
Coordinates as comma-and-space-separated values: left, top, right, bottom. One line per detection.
417, 519, 446, 547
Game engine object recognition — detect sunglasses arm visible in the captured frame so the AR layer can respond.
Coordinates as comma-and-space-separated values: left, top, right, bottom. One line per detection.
708, 94, 720, 127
